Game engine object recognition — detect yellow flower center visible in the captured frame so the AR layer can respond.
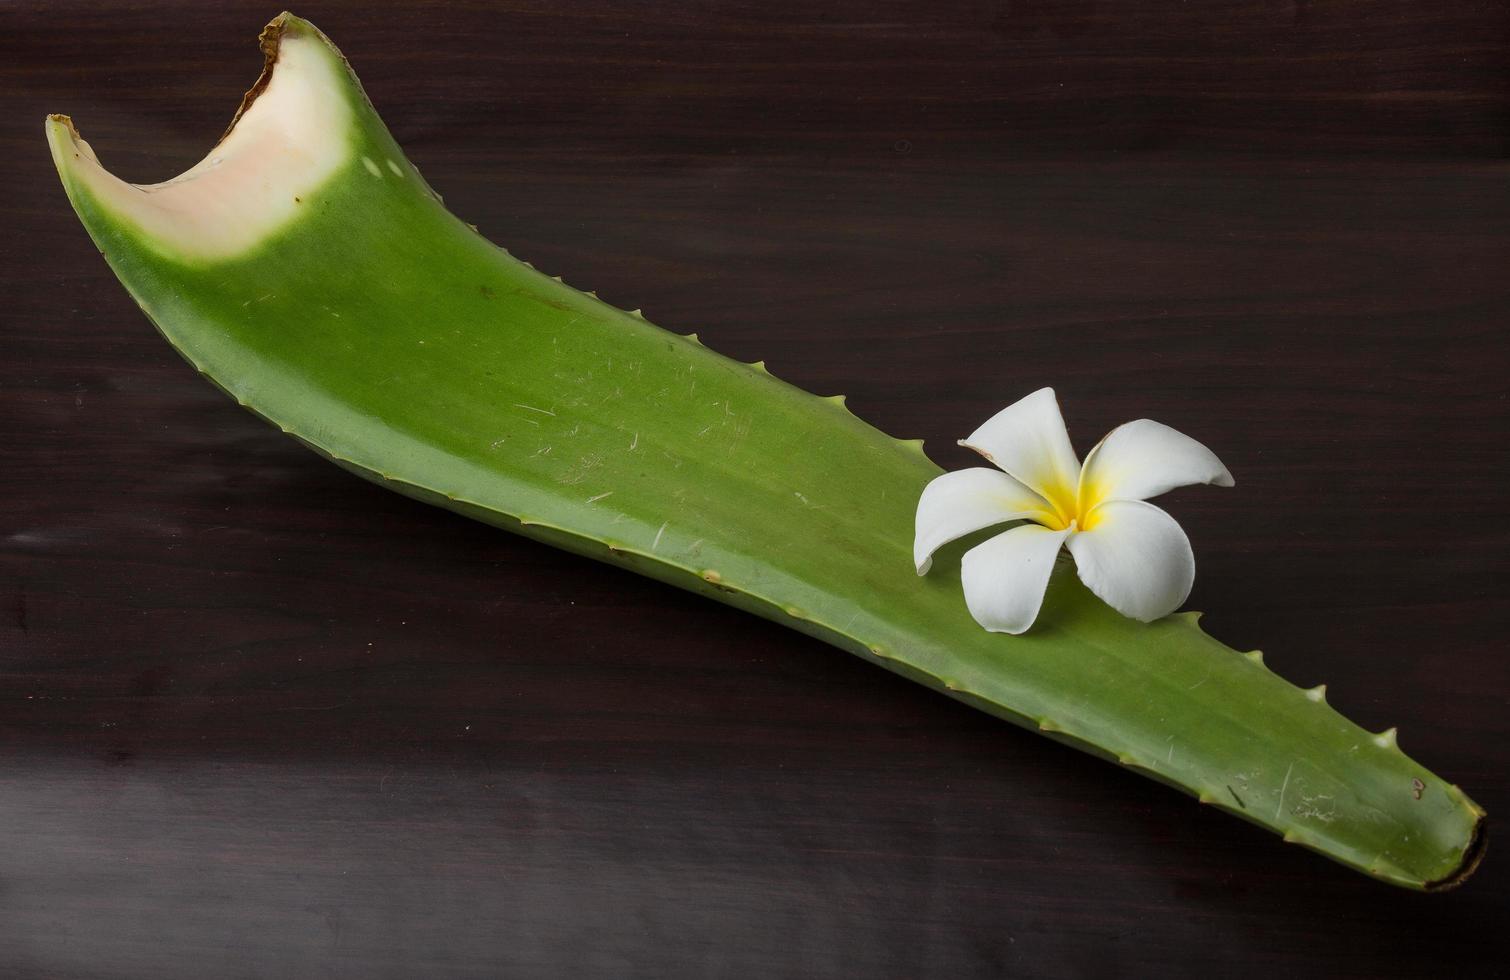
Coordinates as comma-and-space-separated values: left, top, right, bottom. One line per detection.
1035, 473, 1105, 533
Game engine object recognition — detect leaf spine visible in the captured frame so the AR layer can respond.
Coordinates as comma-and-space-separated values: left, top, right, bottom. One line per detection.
1244, 650, 1265, 666
1305, 684, 1328, 703
1373, 727, 1399, 749
896, 437, 927, 456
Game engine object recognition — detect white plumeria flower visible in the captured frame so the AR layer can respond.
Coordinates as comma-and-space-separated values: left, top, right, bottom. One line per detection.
915, 388, 1233, 634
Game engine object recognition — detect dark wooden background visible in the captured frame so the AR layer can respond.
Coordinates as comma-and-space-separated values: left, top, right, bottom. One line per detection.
2, 2, 1507, 976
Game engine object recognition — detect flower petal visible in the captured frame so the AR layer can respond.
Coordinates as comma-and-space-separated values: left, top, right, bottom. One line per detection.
1066, 499, 1194, 623
914, 468, 1057, 574
960, 524, 1073, 634
958, 387, 1081, 520
1078, 419, 1233, 509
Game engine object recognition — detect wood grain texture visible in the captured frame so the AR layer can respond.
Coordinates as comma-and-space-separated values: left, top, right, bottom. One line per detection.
1, 1, 1506, 976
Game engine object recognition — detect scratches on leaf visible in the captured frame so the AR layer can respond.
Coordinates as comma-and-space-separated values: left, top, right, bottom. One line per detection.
558, 452, 604, 485
1275, 762, 1295, 820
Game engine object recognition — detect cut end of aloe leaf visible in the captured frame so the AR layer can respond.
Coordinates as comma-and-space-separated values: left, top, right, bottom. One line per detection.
46, 11, 1487, 892
47, 12, 354, 263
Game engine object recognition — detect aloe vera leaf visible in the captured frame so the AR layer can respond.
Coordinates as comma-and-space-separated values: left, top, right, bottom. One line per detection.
45, 13, 1483, 889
